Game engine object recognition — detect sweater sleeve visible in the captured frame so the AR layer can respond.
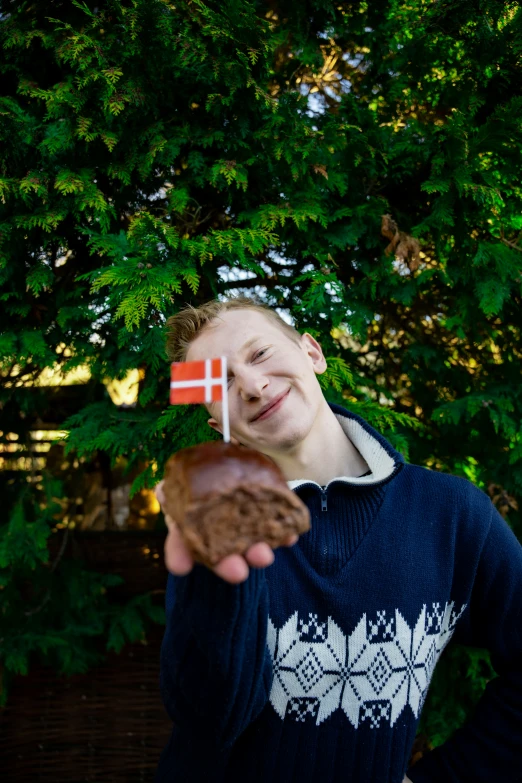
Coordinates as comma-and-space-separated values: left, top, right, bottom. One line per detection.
407, 502, 522, 783
158, 563, 273, 765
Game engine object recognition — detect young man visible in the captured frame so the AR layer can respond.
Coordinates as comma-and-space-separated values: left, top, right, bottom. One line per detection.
154, 297, 522, 783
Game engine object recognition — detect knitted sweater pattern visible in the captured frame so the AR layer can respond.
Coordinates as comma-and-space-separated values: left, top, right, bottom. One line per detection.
156, 403, 522, 783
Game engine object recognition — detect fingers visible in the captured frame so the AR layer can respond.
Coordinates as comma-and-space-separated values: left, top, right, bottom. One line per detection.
164, 518, 194, 576
213, 554, 250, 584
245, 542, 275, 569
226, 534, 300, 581
164, 528, 300, 581
243, 534, 299, 569
158, 480, 193, 577
154, 479, 166, 508
163, 517, 252, 584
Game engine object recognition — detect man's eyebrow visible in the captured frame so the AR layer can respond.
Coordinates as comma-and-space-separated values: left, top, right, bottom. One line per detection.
240, 336, 262, 353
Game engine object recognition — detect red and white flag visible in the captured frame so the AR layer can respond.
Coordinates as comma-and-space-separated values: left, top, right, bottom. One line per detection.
170, 356, 230, 442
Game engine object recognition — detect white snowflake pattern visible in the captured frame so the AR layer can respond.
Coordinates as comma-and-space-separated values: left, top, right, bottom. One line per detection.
267, 602, 466, 728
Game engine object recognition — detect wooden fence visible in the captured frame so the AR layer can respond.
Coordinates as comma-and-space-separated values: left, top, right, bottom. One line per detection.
0, 532, 172, 782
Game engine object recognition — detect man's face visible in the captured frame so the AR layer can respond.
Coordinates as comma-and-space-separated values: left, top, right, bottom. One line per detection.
185, 309, 327, 454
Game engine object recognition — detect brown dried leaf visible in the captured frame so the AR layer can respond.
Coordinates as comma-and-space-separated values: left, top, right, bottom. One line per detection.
487, 483, 519, 518
381, 214, 421, 271
381, 214, 398, 243
312, 164, 328, 179
396, 235, 421, 271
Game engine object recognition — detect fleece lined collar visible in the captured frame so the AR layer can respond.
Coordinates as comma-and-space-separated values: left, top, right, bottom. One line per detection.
287, 402, 405, 491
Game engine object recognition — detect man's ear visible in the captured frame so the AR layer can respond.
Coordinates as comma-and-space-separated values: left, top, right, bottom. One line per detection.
300, 332, 327, 375
207, 416, 221, 435
207, 417, 241, 446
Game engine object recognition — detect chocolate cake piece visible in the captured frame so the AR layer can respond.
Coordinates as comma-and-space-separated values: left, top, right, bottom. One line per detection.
162, 441, 310, 567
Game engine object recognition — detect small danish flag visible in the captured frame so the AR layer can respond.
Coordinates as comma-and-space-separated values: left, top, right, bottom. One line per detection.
170, 356, 230, 442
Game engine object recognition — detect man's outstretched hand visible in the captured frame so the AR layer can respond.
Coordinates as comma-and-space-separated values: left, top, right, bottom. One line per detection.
154, 479, 299, 584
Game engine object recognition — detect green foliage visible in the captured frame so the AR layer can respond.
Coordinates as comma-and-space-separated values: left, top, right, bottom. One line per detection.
418, 644, 496, 749
1, 0, 521, 752
0, 474, 165, 707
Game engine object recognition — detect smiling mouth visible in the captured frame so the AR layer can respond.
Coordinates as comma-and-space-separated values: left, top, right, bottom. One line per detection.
251, 389, 290, 423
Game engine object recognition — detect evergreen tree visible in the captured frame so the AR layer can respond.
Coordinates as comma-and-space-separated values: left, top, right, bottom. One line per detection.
1, 0, 521, 747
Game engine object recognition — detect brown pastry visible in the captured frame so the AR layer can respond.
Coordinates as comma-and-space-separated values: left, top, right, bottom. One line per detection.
162, 441, 310, 567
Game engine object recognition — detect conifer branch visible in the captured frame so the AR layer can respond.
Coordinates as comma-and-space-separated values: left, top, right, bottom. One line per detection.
24, 529, 69, 618
500, 227, 522, 252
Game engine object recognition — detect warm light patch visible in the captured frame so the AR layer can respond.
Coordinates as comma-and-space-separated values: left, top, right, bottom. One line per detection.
104, 368, 140, 406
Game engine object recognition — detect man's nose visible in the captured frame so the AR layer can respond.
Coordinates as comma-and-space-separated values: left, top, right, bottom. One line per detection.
236, 369, 268, 401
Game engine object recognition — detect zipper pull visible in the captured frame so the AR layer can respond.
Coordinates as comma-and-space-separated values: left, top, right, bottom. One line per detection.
321, 488, 328, 512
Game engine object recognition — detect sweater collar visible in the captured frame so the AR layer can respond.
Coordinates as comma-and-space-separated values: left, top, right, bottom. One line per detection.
287, 401, 405, 491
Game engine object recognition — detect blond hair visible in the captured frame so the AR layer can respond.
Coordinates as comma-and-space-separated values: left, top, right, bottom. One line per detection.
165, 296, 302, 362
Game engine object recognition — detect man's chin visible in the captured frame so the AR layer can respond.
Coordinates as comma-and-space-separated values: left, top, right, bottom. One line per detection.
255, 424, 310, 452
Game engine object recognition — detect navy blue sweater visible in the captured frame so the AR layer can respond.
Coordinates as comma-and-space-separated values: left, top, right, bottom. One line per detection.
155, 403, 522, 783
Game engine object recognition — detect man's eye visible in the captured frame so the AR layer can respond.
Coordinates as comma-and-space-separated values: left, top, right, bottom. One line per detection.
254, 348, 269, 360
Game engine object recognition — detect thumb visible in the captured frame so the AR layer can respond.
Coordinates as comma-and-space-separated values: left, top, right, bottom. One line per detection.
164, 517, 193, 575
154, 479, 166, 507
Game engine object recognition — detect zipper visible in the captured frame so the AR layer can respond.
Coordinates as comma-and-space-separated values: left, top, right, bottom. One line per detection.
321, 487, 328, 512
290, 463, 405, 514
289, 462, 404, 494
289, 481, 329, 512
